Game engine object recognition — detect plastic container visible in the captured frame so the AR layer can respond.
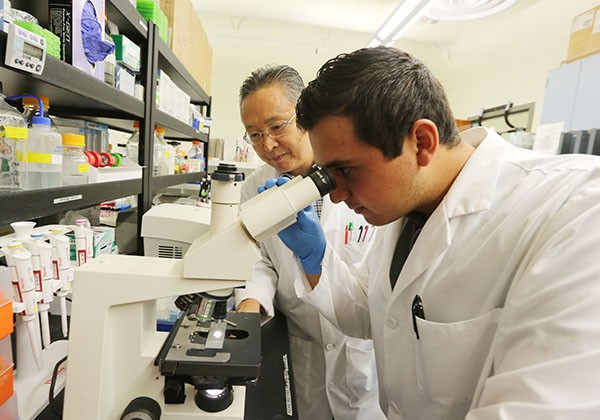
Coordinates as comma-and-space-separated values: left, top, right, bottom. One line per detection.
155, 126, 172, 175
26, 115, 63, 189
152, 127, 161, 176
126, 121, 140, 164
0, 91, 28, 190
187, 140, 205, 173
62, 133, 89, 185
22, 95, 50, 126
169, 141, 183, 173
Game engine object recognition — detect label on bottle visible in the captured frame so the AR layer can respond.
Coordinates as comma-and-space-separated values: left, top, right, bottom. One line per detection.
188, 158, 202, 172
4, 126, 28, 139
78, 163, 90, 173
27, 152, 63, 164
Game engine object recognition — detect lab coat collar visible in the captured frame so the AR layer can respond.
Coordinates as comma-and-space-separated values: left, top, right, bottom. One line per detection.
390, 127, 507, 295
442, 127, 508, 219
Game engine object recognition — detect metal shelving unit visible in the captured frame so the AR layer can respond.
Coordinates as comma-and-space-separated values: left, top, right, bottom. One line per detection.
0, 179, 143, 226
0, 1, 212, 253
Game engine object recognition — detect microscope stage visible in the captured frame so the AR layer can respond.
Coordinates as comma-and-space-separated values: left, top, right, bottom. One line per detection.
156, 311, 261, 381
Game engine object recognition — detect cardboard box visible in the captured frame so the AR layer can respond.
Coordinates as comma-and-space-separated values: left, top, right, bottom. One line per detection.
49, 0, 106, 81
111, 34, 141, 72
567, 5, 600, 63
160, 0, 212, 95
115, 62, 136, 97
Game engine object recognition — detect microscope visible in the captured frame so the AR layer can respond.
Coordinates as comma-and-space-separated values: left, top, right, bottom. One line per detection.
62, 163, 335, 419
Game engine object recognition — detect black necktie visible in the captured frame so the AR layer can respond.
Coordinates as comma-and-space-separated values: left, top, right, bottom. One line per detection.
313, 197, 323, 219
389, 212, 427, 290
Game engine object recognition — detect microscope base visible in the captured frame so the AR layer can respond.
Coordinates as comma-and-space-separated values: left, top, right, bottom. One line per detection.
123, 384, 246, 419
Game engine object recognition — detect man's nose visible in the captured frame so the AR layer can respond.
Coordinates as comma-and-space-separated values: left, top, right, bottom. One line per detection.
262, 134, 278, 152
329, 184, 349, 204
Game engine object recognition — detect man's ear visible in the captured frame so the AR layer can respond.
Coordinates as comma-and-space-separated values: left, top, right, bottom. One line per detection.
412, 119, 439, 167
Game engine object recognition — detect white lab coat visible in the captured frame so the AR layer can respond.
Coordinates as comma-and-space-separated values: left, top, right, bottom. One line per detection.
296, 127, 600, 420
236, 164, 385, 420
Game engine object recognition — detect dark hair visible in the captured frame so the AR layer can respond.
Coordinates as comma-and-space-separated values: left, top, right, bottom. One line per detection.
239, 64, 305, 107
297, 47, 459, 159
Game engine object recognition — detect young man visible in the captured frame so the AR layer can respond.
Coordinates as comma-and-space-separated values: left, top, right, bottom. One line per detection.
236, 64, 385, 420
272, 47, 600, 420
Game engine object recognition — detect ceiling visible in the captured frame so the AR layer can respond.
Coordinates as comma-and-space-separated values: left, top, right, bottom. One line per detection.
190, 0, 537, 44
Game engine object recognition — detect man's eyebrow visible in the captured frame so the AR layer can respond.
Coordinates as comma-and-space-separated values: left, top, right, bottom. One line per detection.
245, 115, 288, 131
321, 159, 352, 169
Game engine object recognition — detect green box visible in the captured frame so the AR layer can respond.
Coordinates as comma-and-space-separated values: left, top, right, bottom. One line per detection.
110, 34, 141, 73
68, 226, 116, 261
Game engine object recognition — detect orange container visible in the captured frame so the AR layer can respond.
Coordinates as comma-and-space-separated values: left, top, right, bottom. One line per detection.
0, 292, 12, 340
0, 363, 13, 407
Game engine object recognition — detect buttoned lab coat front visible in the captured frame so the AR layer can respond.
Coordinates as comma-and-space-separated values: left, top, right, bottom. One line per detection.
236, 164, 385, 420
296, 127, 600, 420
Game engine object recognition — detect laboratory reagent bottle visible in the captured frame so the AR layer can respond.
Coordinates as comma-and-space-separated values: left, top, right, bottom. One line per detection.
187, 140, 205, 173
0, 90, 28, 190
126, 121, 140, 164
156, 126, 173, 175
62, 133, 89, 186
23, 98, 62, 189
27, 119, 62, 189
22, 95, 50, 126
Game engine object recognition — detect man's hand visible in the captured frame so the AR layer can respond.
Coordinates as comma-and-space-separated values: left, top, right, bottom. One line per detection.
236, 298, 262, 313
258, 177, 326, 275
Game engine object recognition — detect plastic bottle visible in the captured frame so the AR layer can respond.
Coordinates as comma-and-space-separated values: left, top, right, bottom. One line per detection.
17, 96, 62, 189
156, 126, 173, 175
187, 140, 205, 173
62, 133, 89, 186
0, 88, 29, 190
126, 121, 140, 164
169, 141, 183, 173
22, 95, 50, 126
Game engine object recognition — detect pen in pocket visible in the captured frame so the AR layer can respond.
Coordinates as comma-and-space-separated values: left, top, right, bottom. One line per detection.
412, 294, 426, 340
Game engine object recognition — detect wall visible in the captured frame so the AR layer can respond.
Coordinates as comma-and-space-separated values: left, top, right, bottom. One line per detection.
426, 0, 600, 130
199, 1, 599, 158
199, 13, 436, 160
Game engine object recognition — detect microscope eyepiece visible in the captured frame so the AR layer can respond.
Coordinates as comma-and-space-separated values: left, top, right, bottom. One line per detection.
305, 166, 336, 197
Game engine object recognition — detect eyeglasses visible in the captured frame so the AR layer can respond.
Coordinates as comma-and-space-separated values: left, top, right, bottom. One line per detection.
243, 114, 296, 146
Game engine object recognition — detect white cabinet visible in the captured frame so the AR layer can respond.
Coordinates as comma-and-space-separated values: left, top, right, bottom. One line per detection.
540, 54, 600, 131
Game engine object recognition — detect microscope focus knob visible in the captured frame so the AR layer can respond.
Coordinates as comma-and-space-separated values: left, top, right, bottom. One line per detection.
164, 377, 186, 403
120, 396, 161, 420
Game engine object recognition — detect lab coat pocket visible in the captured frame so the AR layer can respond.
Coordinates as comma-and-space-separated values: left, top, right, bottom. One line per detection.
414, 308, 501, 407
345, 339, 378, 406
289, 335, 312, 404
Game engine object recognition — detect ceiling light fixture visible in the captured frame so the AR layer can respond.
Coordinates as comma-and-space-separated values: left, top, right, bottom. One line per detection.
367, 0, 435, 48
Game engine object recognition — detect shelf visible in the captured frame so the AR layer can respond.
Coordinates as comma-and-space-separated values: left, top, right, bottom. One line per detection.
155, 36, 210, 105
150, 172, 204, 191
0, 179, 143, 225
0, 33, 144, 119
107, 0, 149, 39
155, 110, 208, 141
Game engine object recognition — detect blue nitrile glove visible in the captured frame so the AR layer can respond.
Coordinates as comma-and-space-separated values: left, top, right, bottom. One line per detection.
82, 0, 116, 64
258, 177, 326, 275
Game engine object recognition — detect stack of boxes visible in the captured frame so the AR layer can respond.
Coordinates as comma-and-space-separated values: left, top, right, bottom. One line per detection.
0, 268, 17, 418
136, 0, 168, 43
159, 0, 212, 95
111, 34, 140, 97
